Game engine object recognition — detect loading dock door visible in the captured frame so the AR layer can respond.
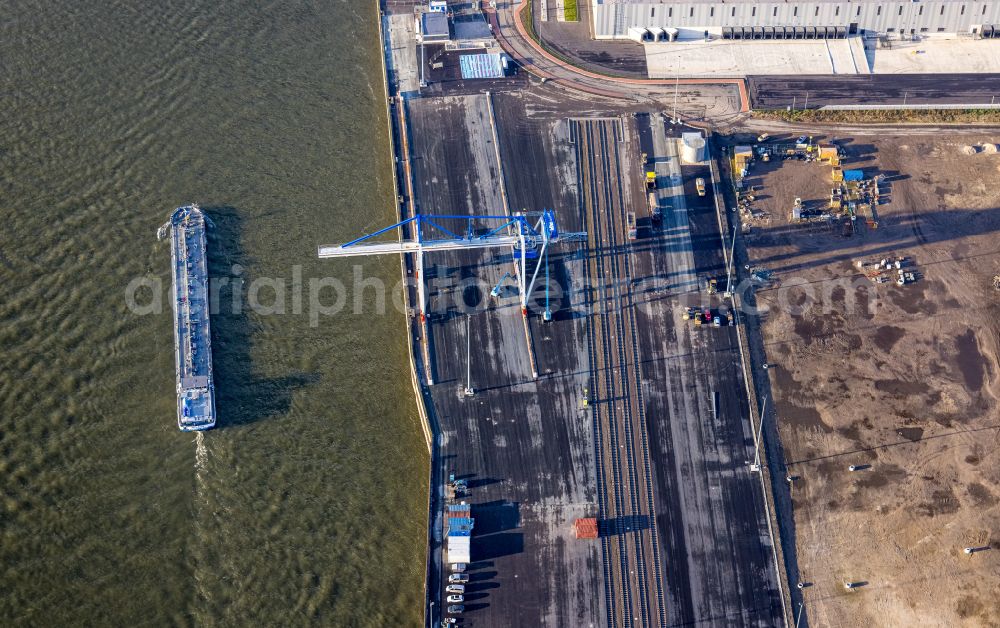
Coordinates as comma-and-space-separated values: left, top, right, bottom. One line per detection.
849, 22, 858, 34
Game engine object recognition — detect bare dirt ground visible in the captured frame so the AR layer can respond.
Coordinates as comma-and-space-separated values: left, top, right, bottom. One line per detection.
740, 134, 1000, 627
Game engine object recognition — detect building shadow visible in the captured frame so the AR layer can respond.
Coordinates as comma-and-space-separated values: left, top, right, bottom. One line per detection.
471, 532, 524, 561
472, 500, 520, 535
599, 514, 652, 536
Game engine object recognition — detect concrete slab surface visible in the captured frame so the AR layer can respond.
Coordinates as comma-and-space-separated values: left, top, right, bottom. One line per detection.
869, 37, 1000, 74
647, 36, 1000, 78
645, 38, 868, 78
386, 14, 420, 96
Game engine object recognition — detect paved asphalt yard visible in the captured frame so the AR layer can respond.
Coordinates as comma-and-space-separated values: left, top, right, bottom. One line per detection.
749, 74, 1000, 109
404, 90, 784, 626
409, 93, 605, 628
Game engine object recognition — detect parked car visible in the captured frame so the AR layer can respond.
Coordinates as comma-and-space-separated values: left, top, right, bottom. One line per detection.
713, 316, 721, 327
446, 584, 465, 594
448, 573, 469, 584
447, 604, 465, 614
447, 595, 464, 604
450, 563, 466, 573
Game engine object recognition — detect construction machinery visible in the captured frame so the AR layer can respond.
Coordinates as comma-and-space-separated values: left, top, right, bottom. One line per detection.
817, 143, 841, 166
646, 169, 657, 189
626, 211, 637, 240
733, 145, 753, 170
648, 191, 662, 222
856, 256, 917, 285
696, 178, 706, 196
705, 278, 718, 295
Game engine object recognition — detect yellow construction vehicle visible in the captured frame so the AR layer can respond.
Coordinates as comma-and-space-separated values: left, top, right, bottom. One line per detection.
696, 178, 706, 196
818, 144, 840, 166
646, 170, 656, 189
830, 189, 843, 210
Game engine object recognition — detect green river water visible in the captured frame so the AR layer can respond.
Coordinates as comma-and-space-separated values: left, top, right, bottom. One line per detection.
0, 1, 426, 625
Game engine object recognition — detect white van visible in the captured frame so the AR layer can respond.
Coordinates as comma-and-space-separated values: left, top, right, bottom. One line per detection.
446, 584, 465, 594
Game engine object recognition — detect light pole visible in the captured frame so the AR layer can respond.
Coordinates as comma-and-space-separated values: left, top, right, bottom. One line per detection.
464, 314, 474, 397
726, 226, 737, 295
673, 73, 680, 124
750, 396, 767, 472
543, 247, 553, 322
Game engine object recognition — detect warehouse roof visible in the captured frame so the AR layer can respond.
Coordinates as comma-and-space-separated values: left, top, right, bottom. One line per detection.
597, 0, 887, 4
421, 11, 450, 39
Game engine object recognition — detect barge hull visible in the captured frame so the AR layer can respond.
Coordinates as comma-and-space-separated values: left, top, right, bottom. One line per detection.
169, 205, 217, 431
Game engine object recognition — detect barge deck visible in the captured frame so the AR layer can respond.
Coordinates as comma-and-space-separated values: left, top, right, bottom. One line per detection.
165, 204, 216, 431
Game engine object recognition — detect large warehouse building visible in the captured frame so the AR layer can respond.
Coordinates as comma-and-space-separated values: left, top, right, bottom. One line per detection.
592, 0, 1000, 39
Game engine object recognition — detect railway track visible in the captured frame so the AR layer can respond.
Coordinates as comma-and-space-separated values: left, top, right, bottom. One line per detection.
578, 120, 618, 628
580, 118, 633, 628
574, 117, 666, 628
597, 119, 650, 628
606, 119, 668, 628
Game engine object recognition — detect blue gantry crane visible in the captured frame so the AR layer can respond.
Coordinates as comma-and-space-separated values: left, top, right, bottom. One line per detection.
318, 210, 585, 323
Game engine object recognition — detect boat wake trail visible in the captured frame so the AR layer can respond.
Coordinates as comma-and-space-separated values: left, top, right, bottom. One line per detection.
195, 431, 209, 474
192, 431, 212, 613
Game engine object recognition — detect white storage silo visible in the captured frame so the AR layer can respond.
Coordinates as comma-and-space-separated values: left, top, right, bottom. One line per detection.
681, 132, 707, 164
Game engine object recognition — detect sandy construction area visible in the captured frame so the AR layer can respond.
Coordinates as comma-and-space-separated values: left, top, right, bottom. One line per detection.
741, 135, 1000, 627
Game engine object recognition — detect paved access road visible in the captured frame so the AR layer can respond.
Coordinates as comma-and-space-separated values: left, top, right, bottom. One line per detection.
632, 115, 785, 627
569, 113, 785, 627
749, 74, 1000, 109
